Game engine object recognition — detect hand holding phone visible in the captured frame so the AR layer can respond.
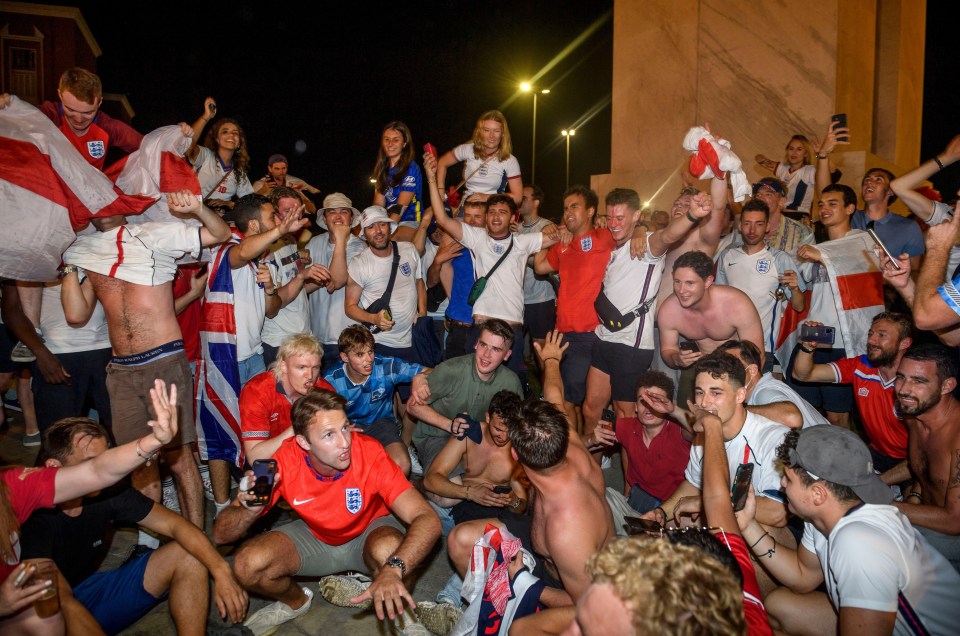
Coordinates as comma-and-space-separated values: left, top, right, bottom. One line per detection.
492, 485, 512, 495
731, 463, 754, 512
248, 459, 277, 506
867, 228, 902, 271
423, 143, 437, 160
799, 323, 836, 345
831, 113, 849, 142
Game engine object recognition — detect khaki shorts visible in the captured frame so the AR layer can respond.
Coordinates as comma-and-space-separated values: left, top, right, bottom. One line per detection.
277, 514, 406, 576
106, 351, 196, 447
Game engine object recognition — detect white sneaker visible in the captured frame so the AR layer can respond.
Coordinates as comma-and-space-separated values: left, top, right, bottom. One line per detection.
408, 445, 424, 476
318, 573, 372, 609
243, 586, 312, 636
10, 340, 36, 363
415, 601, 463, 636
394, 607, 430, 636
161, 478, 181, 514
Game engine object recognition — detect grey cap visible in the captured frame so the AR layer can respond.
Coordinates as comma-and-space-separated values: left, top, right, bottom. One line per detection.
788, 426, 894, 505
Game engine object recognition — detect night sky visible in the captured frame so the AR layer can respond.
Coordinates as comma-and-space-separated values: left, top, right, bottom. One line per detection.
35, 1, 959, 215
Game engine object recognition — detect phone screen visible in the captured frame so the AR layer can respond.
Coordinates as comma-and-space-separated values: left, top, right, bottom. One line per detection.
492, 485, 512, 494
867, 229, 902, 270
679, 341, 700, 353
731, 463, 754, 512
250, 459, 277, 506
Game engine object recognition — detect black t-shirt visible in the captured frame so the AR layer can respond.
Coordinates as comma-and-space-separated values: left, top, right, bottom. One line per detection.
20, 484, 154, 587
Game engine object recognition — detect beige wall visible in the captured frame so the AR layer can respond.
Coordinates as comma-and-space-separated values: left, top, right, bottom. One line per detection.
596, 0, 925, 215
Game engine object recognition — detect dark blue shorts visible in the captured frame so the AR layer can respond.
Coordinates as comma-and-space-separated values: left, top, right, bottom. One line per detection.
73, 553, 166, 635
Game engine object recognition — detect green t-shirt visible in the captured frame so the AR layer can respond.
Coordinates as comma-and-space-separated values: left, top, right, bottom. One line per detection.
412, 354, 522, 443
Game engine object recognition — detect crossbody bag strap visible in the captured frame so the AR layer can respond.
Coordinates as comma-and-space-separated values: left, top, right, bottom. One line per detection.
379, 241, 402, 306
483, 237, 514, 281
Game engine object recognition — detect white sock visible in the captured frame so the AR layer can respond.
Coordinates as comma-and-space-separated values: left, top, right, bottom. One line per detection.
138, 530, 160, 549
215, 499, 231, 516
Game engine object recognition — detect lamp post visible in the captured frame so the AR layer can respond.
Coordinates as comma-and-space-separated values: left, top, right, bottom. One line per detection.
520, 83, 550, 184
561, 129, 576, 188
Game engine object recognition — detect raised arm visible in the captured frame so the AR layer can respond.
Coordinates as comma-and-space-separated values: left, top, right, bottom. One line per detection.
59, 270, 97, 326
434, 149, 460, 198
912, 210, 960, 331
698, 175, 729, 249
791, 321, 841, 382
186, 97, 217, 163
166, 189, 230, 246
699, 410, 740, 534
648, 190, 713, 256
423, 151, 463, 241
890, 135, 960, 222
814, 119, 849, 195
533, 330, 568, 413
54, 380, 177, 503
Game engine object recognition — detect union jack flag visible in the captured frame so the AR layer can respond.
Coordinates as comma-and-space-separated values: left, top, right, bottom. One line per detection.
196, 233, 245, 466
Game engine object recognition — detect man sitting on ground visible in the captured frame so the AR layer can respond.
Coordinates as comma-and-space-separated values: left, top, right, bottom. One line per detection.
893, 343, 960, 571
324, 325, 426, 476
647, 354, 790, 533
239, 333, 335, 464
406, 319, 522, 474
615, 371, 692, 514
447, 331, 615, 634
214, 390, 441, 635
22, 418, 248, 635
738, 426, 960, 635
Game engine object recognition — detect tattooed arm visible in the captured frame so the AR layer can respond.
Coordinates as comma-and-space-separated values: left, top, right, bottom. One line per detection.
894, 448, 960, 535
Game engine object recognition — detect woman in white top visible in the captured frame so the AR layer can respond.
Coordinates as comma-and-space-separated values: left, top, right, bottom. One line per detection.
186, 97, 254, 214
434, 110, 523, 206
756, 134, 818, 214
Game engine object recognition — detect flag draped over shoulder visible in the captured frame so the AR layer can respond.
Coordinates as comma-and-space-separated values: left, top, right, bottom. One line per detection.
775, 231, 884, 365
196, 236, 244, 467
0, 96, 155, 280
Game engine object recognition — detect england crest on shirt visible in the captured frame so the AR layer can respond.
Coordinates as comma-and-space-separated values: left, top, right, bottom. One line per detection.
581, 236, 593, 252
399, 263, 412, 277
87, 140, 106, 159
756, 259, 771, 274
494, 243, 505, 255
346, 488, 363, 514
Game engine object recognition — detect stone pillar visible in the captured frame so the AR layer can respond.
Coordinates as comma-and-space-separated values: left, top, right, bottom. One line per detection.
593, 0, 926, 215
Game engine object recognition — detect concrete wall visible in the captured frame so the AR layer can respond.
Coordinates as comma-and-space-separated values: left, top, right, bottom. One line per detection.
595, 0, 926, 215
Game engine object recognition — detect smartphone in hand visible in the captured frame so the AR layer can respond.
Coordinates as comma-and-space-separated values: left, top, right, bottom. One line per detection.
731, 463, 754, 512
249, 459, 278, 506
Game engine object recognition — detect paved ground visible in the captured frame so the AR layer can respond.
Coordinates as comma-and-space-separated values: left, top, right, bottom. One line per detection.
1, 404, 623, 635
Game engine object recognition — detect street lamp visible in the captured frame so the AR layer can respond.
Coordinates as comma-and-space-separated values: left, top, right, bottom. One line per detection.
520, 83, 550, 184
561, 129, 576, 188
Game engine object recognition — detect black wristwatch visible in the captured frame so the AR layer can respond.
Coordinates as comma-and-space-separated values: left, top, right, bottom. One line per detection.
386, 555, 406, 578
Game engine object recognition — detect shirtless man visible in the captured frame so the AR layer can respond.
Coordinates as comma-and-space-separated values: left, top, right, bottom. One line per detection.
447, 331, 614, 634
59, 190, 231, 528
893, 343, 960, 571
423, 390, 527, 517
657, 249, 764, 405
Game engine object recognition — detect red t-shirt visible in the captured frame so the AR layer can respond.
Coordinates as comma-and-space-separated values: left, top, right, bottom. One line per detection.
240, 372, 336, 442
546, 228, 614, 333
173, 264, 203, 363
268, 433, 411, 545
615, 418, 690, 501
39, 102, 143, 171
0, 467, 58, 580
830, 356, 907, 458
719, 532, 774, 636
